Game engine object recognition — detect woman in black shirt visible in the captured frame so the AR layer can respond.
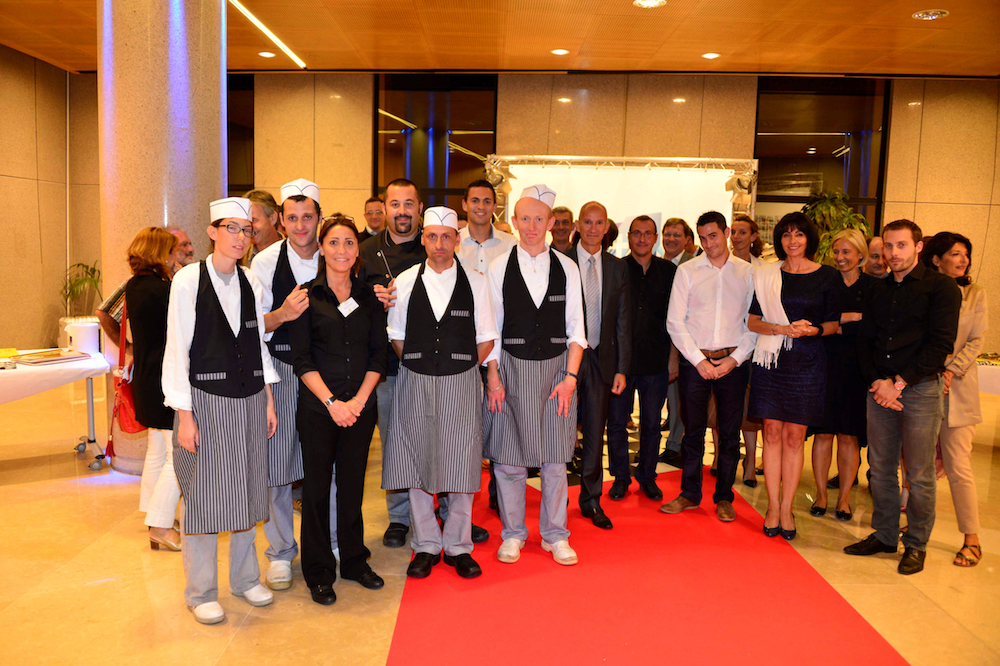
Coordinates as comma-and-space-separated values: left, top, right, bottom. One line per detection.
289, 217, 387, 605
125, 227, 180, 551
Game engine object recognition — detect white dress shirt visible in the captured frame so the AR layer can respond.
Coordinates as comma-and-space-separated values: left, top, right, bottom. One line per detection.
576, 244, 604, 296
386, 260, 499, 346
249, 239, 320, 341
485, 244, 588, 363
162, 255, 279, 412
666, 251, 757, 367
456, 225, 517, 275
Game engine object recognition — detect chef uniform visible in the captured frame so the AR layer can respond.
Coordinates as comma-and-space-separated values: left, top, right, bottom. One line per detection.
382, 207, 498, 574
162, 197, 280, 618
484, 185, 587, 561
249, 178, 322, 589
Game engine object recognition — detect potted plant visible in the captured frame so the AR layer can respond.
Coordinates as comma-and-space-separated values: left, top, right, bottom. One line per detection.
801, 190, 871, 265
62, 261, 103, 317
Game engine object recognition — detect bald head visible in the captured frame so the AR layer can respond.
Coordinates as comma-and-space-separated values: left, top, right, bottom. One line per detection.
577, 201, 609, 254
579, 201, 607, 219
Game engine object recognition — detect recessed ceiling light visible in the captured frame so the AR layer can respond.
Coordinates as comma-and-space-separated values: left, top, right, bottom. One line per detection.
557, 97, 572, 103
908, 101, 922, 106
633, 0, 667, 7
912, 9, 949, 20
702, 52, 720, 60
551, 48, 570, 56
806, 147, 817, 154
258, 51, 276, 58
673, 98, 686, 103
388, 138, 397, 144
230, 0, 306, 68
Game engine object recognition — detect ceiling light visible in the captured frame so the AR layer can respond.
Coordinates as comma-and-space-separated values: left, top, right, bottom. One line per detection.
908, 101, 922, 106
702, 52, 720, 60
551, 48, 570, 56
557, 97, 572, 103
633, 0, 667, 7
258, 51, 276, 58
673, 97, 686, 103
806, 147, 817, 154
229, 0, 306, 68
912, 9, 949, 20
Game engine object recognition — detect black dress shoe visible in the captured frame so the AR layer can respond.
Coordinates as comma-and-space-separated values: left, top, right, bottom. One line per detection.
836, 508, 853, 521
658, 450, 682, 467
639, 480, 663, 501
810, 503, 827, 517
583, 506, 613, 529
310, 583, 337, 605
344, 568, 384, 590
844, 533, 897, 556
406, 552, 441, 578
443, 553, 483, 579
471, 523, 489, 543
898, 547, 926, 575
763, 525, 781, 538
383, 522, 409, 548
740, 461, 757, 488
608, 478, 629, 500
709, 467, 718, 477
780, 527, 797, 541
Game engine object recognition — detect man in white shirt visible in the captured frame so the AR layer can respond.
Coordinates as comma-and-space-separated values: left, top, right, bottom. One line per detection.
484, 184, 587, 567
249, 178, 322, 592
361, 196, 386, 242
456, 179, 516, 275
660, 218, 695, 465
383, 207, 498, 580
663, 211, 757, 523
245, 189, 283, 262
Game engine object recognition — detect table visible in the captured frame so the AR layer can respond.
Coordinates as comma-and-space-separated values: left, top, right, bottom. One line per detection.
0, 351, 111, 469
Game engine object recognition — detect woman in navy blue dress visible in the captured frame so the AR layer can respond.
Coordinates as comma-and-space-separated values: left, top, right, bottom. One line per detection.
748, 213, 841, 540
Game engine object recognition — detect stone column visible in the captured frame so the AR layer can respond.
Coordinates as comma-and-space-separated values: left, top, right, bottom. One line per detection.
98, 0, 226, 474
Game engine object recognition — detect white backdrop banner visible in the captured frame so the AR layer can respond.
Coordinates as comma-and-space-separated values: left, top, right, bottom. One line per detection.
504, 164, 735, 256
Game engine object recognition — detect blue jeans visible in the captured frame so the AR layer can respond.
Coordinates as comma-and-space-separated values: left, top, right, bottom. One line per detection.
677, 357, 749, 505
607, 373, 668, 483
867, 378, 943, 550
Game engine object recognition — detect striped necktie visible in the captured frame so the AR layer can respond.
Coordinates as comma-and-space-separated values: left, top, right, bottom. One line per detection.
586, 256, 601, 350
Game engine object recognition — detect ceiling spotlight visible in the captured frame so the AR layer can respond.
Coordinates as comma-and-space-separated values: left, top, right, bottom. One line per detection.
551, 48, 570, 56
702, 52, 721, 59
673, 98, 686, 103
908, 101, 922, 106
557, 97, 572, 103
806, 147, 817, 154
912, 9, 949, 20
258, 51, 276, 58
633, 0, 667, 7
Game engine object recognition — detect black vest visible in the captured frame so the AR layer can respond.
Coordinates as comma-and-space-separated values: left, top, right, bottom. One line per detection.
401, 260, 478, 376
501, 249, 567, 360
189, 262, 266, 398
266, 240, 297, 363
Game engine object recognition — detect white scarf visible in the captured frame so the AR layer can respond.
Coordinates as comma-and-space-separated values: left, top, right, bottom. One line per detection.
751, 261, 793, 369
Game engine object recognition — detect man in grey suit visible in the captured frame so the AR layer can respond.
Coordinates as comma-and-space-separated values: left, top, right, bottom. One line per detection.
567, 201, 631, 530
659, 218, 694, 466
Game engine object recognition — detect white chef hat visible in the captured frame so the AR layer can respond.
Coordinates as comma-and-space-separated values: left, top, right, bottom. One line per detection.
518, 184, 556, 210
210, 197, 252, 223
422, 206, 459, 231
280, 178, 320, 205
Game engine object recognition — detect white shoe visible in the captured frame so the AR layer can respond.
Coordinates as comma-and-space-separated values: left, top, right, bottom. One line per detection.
190, 601, 225, 624
234, 583, 274, 607
541, 540, 578, 566
266, 560, 292, 591
496, 538, 525, 563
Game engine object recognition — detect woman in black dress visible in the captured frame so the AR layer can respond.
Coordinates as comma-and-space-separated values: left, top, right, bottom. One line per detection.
288, 217, 387, 606
748, 213, 840, 540
126, 227, 180, 551
809, 229, 875, 521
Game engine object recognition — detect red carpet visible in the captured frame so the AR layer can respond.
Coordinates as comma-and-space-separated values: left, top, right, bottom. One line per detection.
387, 468, 905, 665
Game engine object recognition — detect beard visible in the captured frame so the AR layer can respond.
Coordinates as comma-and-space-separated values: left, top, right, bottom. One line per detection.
393, 215, 413, 234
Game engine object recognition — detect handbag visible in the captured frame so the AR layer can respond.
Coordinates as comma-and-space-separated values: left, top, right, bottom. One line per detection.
107, 297, 146, 457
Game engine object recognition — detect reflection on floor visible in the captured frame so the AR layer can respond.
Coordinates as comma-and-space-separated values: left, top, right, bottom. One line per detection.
0, 379, 997, 665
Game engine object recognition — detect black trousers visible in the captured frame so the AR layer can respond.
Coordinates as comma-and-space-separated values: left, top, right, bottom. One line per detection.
577, 347, 612, 511
298, 403, 376, 586
677, 356, 749, 505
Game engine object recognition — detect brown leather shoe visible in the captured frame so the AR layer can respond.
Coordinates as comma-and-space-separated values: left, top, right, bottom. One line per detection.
660, 496, 699, 514
716, 500, 736, 522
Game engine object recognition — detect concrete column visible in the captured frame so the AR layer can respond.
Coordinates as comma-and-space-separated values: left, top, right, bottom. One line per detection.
98, 0, 226, 474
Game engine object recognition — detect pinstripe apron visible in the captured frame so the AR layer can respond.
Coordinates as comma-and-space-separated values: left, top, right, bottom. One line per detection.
174, 387, 270, 534
382, 365, 483, 493
483, 349, 577, 467
267, 358, 304, 486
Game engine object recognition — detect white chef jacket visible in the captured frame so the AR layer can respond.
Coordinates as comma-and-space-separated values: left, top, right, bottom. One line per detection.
249, 239, 320, 341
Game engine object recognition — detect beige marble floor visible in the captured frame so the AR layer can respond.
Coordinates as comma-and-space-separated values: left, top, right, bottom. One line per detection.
0, 379, 997, 665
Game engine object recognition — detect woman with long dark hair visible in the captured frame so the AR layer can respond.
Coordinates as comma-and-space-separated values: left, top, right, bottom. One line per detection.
289, 217, 387, 605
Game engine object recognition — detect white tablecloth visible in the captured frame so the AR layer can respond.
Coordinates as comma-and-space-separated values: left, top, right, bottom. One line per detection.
977, 362, 1000, 395
0, 352, 111, 405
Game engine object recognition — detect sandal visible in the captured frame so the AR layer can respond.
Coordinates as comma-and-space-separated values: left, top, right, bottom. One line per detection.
954, 543, 982, 568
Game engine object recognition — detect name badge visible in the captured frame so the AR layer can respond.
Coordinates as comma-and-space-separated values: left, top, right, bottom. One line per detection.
338, 297, 360, 318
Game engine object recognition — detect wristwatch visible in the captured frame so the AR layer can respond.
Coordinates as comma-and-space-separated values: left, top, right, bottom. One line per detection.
893, 379, 907, 392
323, 395, 336, 407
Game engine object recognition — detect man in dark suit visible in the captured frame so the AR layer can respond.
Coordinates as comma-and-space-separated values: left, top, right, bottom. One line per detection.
568, 201, 631, 529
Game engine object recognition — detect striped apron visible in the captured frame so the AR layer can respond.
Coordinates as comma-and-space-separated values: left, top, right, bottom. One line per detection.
382, 365, 484, 494
483, 349, 577, 467
174, 387, 270, 534
267, 358, 304, 486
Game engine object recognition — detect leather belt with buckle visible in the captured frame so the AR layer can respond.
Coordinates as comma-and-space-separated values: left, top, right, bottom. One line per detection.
700, 347, 736, 360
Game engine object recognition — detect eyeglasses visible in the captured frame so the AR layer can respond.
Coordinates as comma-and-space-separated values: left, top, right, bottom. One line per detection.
629, 231, 656, 239
216, 222, 257, 237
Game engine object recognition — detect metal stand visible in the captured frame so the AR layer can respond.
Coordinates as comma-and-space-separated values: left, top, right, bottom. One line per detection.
74, 377, 105, 471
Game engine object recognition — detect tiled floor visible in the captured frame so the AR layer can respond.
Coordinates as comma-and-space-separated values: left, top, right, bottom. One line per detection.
1, 378, 997, 664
